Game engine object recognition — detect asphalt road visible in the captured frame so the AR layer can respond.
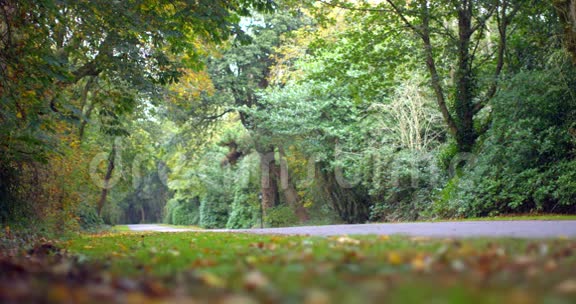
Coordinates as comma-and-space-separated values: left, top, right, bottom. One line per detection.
127, 221, 576, 238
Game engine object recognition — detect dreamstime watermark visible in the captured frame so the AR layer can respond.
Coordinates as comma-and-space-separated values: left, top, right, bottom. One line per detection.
89, 137, 171, 194
88, 137, 477, 193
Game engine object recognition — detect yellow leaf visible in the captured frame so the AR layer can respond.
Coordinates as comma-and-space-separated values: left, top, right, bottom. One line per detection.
387, 252, 403, 265
336, 236, 360, 245
200, 272, 226, 288
118, 243, 128, 252
411, 255, 430, 272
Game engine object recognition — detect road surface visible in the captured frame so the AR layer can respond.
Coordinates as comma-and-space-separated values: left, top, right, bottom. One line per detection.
127, 221, 576, 238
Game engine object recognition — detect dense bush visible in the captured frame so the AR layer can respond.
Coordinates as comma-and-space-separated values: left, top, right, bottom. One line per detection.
442, 64, 576, 216
226, 190, 260, 229
265, 205, 300, 228
77, 201, 104, 230
368, 150, 445, 221
199, 193, 230, 229
164, 198, 200, 226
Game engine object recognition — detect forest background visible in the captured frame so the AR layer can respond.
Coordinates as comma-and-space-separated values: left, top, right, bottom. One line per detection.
1, 0, 576, 235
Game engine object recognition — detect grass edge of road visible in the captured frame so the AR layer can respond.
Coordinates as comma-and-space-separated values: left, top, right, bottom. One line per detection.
65, 231, 576, 303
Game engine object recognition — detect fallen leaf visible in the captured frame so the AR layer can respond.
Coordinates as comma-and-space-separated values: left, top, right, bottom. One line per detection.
336, 236, 360, 245
555, 279, 576, 294
199, 273, 226, 288
219, 294, 259, 304
304, 289, 330, 304
544, 259, 558, 272
410, 237, 431, 242
411, 256, 427, 272
387, 252, 403, 265
513, 256, 535, 267
243, 270, 269, 290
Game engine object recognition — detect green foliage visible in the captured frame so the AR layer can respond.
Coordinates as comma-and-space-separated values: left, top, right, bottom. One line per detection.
77, 201, 104, 230
265, 205, 300, 228
368, 151, 445, 222
199, 194, 230, 229
226, 151, 267, 228
0, 0, 275, 233
447, 61, 576, 216
165, 198, 201, 226
437, 141, 459, 171
119, 170, 170, 224
2, 0, 576, 233
226, 190, 260, 229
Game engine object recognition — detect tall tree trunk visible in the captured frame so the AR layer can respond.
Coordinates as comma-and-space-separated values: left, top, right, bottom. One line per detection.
415, 0, 458, 139
79, 101, 95, 141
259, 146, 279, 216
454, 2, 477, 152
140, 205, 145, 224
278, 146, 309, 222
79, 77, 95, 141
97, 141, 116, 216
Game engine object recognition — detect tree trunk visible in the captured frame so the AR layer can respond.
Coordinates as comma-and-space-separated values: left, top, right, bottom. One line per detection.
140, 205, 145, 223
97, 141, 116, 216
454, 2, 477, 152
79, 77, 95, 141
79, 101, 95, 141
259, 146, 279, 216
278, 146, 309, 222
316, 162, 370, 224
554, 0, 576, 64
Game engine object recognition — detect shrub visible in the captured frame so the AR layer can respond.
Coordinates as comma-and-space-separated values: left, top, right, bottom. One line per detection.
199, 193, 229, 229
265, 204, 300, 228
166, 197, 200, 226
226, 190, 260, 229
77, 201, 104, 230
448, 65, 576, 216
368, 151, 445, 222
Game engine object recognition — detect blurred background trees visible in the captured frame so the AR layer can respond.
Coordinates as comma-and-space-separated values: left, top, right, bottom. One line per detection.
1, 0, 575, 233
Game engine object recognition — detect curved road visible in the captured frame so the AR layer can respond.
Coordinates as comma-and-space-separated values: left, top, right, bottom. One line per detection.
127, 221, 576, 238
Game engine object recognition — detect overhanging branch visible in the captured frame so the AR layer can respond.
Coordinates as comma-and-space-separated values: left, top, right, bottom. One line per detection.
201, 109, 234, 121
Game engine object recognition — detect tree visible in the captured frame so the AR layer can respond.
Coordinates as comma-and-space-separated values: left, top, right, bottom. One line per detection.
314, 0, 526, 152
199, 12, 310, 219
554, 0, 576, 63
0, 0, 275, 228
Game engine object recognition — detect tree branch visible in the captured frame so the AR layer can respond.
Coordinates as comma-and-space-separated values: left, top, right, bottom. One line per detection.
385, 0, 424, 38
471, 4, 496, 34
72, 61, 101, 82
316, 0, 393, 13
474, 0, 521, 115
201, 109, 234, 121
418, 1, 457, 136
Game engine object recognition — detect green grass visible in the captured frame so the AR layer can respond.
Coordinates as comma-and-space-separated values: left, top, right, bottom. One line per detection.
463, 214, 576, 221
66, 232, 576, 303
383, 214, 576, 224
157, 223, 202, 230
110, 225, 131, 232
